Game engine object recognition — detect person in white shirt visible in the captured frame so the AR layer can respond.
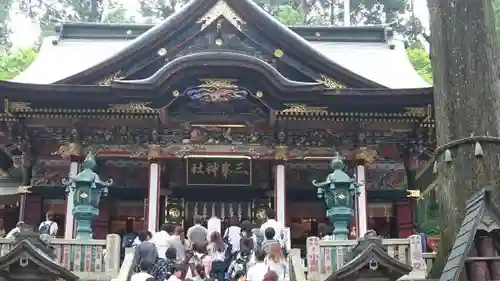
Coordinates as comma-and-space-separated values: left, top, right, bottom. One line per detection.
150, 224, 173, 259
260, 209, 283, 243
38, 212, 58, 236
224, 216, 241, 253
133, 231, 153, 246
5, 221, 24, 239
246, 249, 268, 281
166, 226, 188, 262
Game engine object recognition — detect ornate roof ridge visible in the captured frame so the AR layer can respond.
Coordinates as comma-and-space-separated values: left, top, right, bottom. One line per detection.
55, 21, 390, 43
54, 0, 383, 88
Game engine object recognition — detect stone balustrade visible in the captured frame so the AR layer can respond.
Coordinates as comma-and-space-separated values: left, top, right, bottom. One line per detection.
422, 252, 436, 270
0, 234, 121, 281
306, 235, 433, 281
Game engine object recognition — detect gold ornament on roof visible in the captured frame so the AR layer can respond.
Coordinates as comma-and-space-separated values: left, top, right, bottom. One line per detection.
356, 147, 378, 164
199, 79, 237, 90
5, 100, 32, 114
0, 168, 9, 178
99, 71, 125, 86
404, 104, 433, 121
317, 74, 345, 89
274, 49, 284, 58
109, 102, 155, 112
282, 104, 328, 113
404, 107, 426, 117
52, 142, 82, 159
197, 0, 245, 32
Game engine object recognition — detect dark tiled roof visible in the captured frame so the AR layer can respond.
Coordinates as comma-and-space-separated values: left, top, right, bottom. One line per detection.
0, 232, 78, 281
439, 187, 498, 281
326, 231, 412, 281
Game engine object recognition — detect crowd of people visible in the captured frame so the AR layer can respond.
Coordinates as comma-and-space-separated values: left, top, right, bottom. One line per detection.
129, 208, 289, 281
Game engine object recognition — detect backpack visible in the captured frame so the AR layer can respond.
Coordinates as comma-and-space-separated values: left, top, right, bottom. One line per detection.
229, 251, 252, 279
39, 222, 54, 235
188, 253, 207, 277
253, 229, 264, 250
191, 253, 207, 266
122, 233, 137, 248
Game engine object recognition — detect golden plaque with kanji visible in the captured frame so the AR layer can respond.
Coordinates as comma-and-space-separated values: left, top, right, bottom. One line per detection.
186, 156, 252, 186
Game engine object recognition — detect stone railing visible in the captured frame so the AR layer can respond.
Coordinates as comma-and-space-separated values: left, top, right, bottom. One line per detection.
422, 252, 436, 270
306, 235, 430, 281
112, 247, 137, 281
289, 249, 307, 281
0, 234, 121, 281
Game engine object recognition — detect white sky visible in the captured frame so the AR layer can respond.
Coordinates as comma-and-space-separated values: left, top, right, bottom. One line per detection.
8, 0, 430, 47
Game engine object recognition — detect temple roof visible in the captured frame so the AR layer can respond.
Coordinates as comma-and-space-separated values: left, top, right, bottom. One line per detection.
439, 187, 500, 281
0, 232, 78, 281
13, 0, 429, 89
14, 37, 127, 84
325, 230, 412, 281
0, 77, 433, 110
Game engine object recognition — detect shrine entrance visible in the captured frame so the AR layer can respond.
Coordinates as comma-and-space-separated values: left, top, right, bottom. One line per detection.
165, 156, 272, 232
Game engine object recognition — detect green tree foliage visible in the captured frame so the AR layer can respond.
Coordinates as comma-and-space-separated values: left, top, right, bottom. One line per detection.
0, 0, 13, 48
234, 0, 410, 27
406, 47, 432, 84
0, 48, 38, 80
17, 0, 135, 34
417, 190, 440, 235
139, 0, 183, 22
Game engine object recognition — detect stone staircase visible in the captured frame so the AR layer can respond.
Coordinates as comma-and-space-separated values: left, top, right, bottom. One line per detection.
114, 235, 436, 281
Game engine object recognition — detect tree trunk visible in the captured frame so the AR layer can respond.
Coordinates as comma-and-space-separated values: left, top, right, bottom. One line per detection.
427, 0, 500, 278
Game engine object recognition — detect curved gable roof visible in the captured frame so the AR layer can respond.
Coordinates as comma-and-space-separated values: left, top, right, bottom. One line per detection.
55, 0, 382, 88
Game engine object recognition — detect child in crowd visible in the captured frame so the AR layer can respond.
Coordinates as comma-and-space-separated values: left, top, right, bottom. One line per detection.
261, 227, 278, 253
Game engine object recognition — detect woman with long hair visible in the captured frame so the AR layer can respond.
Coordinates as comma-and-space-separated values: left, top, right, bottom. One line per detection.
265, 243, 288, 281
207, 232, 230, 281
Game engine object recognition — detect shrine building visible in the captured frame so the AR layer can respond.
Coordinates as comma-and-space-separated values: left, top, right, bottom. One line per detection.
0, 0, 434, 246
